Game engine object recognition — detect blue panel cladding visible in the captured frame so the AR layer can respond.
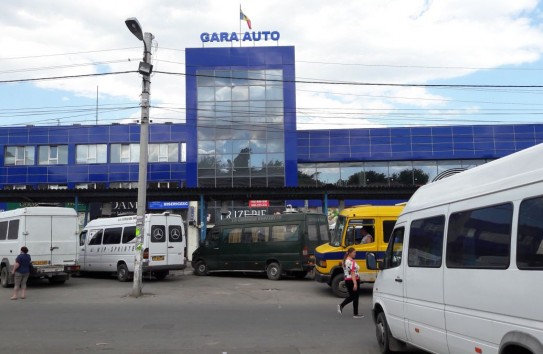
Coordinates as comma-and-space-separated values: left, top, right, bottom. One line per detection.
149, 164, 170, 172
27, 167, 48, 183
150, 172, 171, 180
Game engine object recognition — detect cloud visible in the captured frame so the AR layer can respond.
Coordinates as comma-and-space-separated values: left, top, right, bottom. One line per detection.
1, 0, 543, 128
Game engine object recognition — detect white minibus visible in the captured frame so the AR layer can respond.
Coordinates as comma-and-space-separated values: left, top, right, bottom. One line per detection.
79, 212, 187, 281
0, 207, 80, 287
367, 143, 543, 354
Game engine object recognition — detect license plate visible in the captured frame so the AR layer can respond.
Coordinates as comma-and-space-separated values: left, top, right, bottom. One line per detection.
33, 260, 49, 265
152, 255, 165, 261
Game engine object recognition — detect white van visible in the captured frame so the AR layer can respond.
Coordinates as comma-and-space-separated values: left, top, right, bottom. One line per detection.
367, 143, 543, 354
0, 207, 80, 287
79, 213, 187, 281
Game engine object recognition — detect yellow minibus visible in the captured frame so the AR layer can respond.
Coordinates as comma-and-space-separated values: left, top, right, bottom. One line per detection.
314, 204, 404, 297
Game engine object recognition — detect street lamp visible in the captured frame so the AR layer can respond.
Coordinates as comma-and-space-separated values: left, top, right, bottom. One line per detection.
125, 17, 154, 297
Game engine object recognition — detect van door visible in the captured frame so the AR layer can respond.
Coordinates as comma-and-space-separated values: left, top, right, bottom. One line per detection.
25, 215, 77, 267
148, 215, 168, 267
166, 215, 184, 267
375, 224, 407, 342
85, 229, 104, 270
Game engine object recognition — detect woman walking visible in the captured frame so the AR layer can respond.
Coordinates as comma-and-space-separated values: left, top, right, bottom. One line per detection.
11, 246, 31, 300
337, 247, 364, 318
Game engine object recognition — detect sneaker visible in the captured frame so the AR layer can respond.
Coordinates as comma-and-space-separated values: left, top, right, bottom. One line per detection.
353, 314, 365, 319
337, 304, 342, 315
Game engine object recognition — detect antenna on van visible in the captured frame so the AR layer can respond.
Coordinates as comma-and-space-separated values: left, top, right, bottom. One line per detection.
283, 204, 298, 214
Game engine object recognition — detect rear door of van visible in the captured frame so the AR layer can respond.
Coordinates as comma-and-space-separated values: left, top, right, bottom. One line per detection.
166, 215, 184, 267
25, 215, 78, 268
147, 215, 168, 267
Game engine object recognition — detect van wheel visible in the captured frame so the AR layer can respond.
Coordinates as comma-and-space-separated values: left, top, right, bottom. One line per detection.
194, 261, 208, 276
331, 274, 348, 298
1, 266, 11, 288
376, 312, 393, 354
266, 262, 281, 280
117, 264, 130, 282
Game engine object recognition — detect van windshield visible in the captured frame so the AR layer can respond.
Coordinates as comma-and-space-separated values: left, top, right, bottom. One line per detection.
331, 215, 347, 247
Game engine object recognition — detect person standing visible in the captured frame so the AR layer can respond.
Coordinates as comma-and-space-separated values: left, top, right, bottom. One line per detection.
11, 246, 31, 300
337, 247, 364, 318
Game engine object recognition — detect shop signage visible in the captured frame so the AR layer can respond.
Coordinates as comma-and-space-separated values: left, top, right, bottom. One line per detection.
200, 31, 280, 43
148, 201, 189, 210
249, 200, 270, 207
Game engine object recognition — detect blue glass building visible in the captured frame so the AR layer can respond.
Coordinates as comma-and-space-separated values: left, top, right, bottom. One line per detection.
1, 46, 542, 218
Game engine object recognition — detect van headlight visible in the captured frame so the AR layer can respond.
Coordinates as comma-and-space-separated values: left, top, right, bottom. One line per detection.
317, 259, 327, 268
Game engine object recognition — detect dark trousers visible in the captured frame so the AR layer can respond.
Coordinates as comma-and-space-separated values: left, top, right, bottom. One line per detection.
340, 279, 360, 315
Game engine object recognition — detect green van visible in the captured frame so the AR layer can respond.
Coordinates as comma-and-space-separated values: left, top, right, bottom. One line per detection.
191, 213, 330, 280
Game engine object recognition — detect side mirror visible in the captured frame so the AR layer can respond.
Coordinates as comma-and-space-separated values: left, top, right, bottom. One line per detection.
366, 252, 382, 270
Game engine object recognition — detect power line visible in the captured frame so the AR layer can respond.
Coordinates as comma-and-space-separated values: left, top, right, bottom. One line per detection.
0, 71, 136, 83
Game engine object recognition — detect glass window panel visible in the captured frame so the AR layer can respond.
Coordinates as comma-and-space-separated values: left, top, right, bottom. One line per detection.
232, 86, 249, 101
233, 140, 250, 154
266, 139, 284, 153
462, 159, 487, 169
130, 144, 140, 162
215, 177, 233, 187
76, 146, 86, 164
249, 86, 265, 100
120, 145, 130, 162
248, 70, 266, 85
447, 203, 513, 269
197, 70, 215, 86
232, 101, 250, 119
215, 126, 232, 139
437, 160, 462, 175
198, 155, 216, 168
197, 86, 215, 102
231, 129, 251, 140
58, 146, 68, 164
412, 161, 436, 185
4, 147, 16, 165
267, 130, 284, 140
389, 161, 414, 186
517, 196, 543, 270
231, 70, 249, 86
214, 70, 231, 86
97, 145, 107, 163
316, 163, 340, 186
24, 146, 34, 165
110, 144, 121, 163
266, 69, 283, 85
38, 146, 49, 165
215, 86, 232, 101
198, 168, 215, 177
216, 140, 233, 154
266, 86, 283, 100
198, 141, 215, 155
250, 140, 266, 154
266, 101, 284, 123
340, 163, 364, 186
249, 126, 266, 140
250, 100, 266, 113
365, 162, 389, 186
250, 154, 266, 170
168, 143, 178, 162
198, 127, 216, 141
233, 153, 250, 169
408, 216, 445, 268
298, 165, 318, 187
148, 144, 159, 162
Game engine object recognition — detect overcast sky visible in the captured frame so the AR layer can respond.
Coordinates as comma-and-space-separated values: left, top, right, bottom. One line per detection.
1, 0, 543, 129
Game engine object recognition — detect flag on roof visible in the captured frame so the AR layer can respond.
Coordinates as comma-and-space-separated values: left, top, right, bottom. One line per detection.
240, 8, 252, 30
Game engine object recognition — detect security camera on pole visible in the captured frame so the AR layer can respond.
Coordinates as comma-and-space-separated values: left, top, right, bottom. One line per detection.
125, 17, 154, 297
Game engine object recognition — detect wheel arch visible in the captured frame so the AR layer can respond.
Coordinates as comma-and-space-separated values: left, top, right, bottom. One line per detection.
500, 331, 543, 354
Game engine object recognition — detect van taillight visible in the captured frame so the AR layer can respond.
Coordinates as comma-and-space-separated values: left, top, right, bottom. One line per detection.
143, 248, 149, 259
303, 247, 308, 256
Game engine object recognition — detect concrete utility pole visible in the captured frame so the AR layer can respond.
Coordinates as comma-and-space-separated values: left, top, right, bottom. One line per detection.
125, 18, 154, 297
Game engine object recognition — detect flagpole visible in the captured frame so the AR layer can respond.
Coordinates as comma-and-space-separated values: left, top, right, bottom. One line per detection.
239, 4, 242, 47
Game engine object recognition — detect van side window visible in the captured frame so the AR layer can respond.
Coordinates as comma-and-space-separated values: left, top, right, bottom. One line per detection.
517, 196, 543, 270
224, 228, 242, 244
408, 215, 445, 268
103, 227, 122, 245
383, 220, 397, 244
79, 230, 87, 246
384, 227, 404, 268
151, 225, 166, 243
122, 226, 136, 243
446, 203, 513, 269
319, 222, 330, 242
7, 219, 19, 240
243, 226, 268, 243
88, 229, 103, 245
0, 221, 7, 240
169, 225, 183, 243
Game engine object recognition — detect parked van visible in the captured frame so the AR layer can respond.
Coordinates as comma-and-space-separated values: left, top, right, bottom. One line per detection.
192, 213, 330, 280
367, 143, 543, 354
314, 204, 404, 297
0, 207, 80, 287
79, 213, 186, 281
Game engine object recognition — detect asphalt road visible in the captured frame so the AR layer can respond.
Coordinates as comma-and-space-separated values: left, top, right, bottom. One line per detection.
0, 270, 426, 354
